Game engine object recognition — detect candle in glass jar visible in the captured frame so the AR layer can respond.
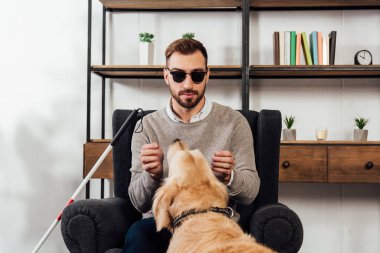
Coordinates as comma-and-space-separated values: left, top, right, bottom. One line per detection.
316, 127, 328, 140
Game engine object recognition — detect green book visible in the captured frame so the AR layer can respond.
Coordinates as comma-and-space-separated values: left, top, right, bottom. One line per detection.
290, 31, 296, 65
301, 32, 313, 65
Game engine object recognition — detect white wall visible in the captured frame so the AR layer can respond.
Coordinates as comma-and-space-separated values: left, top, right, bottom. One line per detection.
0, 1, 87, 252
0, 1, 379, 252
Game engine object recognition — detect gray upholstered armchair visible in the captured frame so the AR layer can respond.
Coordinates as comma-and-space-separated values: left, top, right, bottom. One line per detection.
61, 109, 303, 253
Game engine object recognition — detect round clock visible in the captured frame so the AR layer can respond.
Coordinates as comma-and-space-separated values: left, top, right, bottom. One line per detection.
354, 50, 373, 65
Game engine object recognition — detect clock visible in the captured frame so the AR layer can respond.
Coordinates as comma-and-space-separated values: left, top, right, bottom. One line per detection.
354, 50, 373, 65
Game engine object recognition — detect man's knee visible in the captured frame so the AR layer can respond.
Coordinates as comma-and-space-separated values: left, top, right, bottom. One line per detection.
125, 218, 155, 242
123, 218, 170, 253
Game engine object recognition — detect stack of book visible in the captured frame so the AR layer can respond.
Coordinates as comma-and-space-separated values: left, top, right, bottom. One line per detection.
273, 31, 337, 65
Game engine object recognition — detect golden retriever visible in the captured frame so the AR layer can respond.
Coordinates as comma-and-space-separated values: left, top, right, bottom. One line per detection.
152, 140, 276, 253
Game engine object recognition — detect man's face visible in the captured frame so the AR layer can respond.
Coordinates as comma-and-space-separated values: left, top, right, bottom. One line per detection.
164, 51, 209, 109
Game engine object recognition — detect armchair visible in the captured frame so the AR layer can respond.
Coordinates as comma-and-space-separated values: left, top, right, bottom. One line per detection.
61, 109, 303, 253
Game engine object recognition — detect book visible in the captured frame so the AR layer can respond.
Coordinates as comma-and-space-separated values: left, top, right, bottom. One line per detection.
279, 31, 285, 65
317, 32, 323, 65
273, 32, 280, 65
284, 31, 290, 65
290, 31, 296, 65
296, 32, 301, 65
301, 32, 313, 65
309, 31, 318, 65
323, 36, 329, 65
329, 31, 337, 65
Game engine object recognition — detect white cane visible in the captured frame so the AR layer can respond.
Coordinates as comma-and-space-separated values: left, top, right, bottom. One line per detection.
32, 108, 141, 253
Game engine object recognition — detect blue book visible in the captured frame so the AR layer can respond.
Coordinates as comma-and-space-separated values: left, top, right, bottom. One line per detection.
309, 31, 318, 65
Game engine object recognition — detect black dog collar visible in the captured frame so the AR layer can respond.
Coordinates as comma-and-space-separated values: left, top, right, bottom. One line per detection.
172, 207, 234, 229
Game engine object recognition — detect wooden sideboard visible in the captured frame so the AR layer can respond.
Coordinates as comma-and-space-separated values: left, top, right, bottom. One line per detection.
280, 141, 380, 183
83, 139, 113, 179
84, 140, 380, 183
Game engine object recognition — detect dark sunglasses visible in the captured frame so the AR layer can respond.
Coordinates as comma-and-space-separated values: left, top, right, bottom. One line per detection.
165, 68, 208, 84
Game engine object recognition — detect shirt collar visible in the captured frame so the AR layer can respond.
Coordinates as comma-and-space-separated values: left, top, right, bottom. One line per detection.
166, 97, 212, 123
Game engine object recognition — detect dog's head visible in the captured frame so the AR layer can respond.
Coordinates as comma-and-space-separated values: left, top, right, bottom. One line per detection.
152, 139, 228, 232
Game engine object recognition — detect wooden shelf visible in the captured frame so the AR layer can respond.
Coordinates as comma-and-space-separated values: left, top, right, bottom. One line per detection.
251, 0, 380, 10
250, 65, 380, 78
98, 0, 380, 10
281, 140, 380, 146
99, 0, 242, 10
93, 65, 380, 79
92, 65, 242, 79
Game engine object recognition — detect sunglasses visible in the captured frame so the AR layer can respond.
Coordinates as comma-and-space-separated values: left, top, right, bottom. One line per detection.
165, 68, 208, 84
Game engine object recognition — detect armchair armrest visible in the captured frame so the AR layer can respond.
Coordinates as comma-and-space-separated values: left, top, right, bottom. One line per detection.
251, 203, 303, 253
61, 197, 141, 253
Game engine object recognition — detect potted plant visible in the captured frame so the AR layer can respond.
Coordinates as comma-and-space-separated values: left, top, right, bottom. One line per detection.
283, 115, 296, 141
354, 117, 369, 141
139, 32, 154, 65
182, 32, 195, 39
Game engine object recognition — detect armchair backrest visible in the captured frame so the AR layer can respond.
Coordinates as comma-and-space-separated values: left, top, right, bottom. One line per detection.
112, 110, 155, 199
112, 109, 282, 231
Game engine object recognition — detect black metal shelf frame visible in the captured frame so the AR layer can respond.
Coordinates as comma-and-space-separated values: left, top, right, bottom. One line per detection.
86, 0, 252, 142
85, 0, 252, 198
87, 0, 252, 142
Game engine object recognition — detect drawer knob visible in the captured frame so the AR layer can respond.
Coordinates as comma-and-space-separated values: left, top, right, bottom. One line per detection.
282, 161, 290, 169
365, 161, 374, 170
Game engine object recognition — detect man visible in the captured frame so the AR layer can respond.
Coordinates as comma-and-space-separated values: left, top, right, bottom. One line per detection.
122, 38, 260, 253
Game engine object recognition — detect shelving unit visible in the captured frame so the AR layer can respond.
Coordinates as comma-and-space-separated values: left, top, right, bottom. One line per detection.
85, 0, 251, 197
84, 0, 380, 194
247, 1, 380, 183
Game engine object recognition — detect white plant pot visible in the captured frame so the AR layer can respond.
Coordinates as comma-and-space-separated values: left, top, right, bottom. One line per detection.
283, 129, 296, 141
139, 42, 154, 65
354, 129, 368, 141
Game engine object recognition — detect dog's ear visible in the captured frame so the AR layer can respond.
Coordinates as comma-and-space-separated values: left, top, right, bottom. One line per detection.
152, 182, 178, 232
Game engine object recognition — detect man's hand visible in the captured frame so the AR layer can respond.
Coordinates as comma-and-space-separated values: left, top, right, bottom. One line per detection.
140, 142, 164, 180
211, 151, 235, 184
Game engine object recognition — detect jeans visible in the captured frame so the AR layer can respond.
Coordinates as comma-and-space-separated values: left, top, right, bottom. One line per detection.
122, 217, 172, 253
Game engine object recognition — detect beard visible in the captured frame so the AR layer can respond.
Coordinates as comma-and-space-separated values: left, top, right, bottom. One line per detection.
169, 84, 206, 109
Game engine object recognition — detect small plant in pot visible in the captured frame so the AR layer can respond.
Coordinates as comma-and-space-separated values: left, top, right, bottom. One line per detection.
139, 32, 154, 43
283, 115, 296, 141
139, 32, 154, 65
182, 32, 195, 39
354, 117, 369, 141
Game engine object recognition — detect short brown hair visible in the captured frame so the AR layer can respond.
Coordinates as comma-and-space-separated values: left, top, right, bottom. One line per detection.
165, 39, 208, 67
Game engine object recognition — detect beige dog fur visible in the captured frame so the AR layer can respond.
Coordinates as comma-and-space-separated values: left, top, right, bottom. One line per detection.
152, 140, 276, 253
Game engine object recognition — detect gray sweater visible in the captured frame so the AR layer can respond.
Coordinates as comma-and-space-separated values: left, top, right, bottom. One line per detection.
128, 103, 260, 217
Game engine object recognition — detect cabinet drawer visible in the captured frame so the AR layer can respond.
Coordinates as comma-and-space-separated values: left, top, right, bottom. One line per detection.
279, 146, 327, 182
328, 146, 380, 183
83, 141, 113, 179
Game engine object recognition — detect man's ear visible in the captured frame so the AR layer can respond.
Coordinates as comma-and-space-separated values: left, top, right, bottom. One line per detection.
152, 182, 178, 232
205, 67, 210, 84
163, 68, 170, 85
